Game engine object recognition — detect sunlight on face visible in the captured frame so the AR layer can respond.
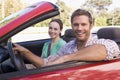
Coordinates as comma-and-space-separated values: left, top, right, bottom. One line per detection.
48, 22, 61, 39
72, 15, 92, 42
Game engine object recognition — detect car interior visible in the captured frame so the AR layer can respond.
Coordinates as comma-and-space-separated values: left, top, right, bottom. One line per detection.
62, 29, 75, 42
0, 27, 120, 77
97, 27, 120, 49
97, 27, 120, 58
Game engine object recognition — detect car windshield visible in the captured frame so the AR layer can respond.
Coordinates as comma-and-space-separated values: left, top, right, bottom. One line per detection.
0, 2, 43, 28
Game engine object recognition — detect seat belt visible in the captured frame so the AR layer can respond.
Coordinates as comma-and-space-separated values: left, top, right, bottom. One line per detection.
47, 43, 51, 57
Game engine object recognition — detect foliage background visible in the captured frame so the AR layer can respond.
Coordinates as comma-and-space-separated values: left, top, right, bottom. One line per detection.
0, 0, 120, 28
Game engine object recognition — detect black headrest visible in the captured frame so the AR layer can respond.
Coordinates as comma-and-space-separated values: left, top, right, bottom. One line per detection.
64, 29, 75, 37
63, 29, 75, 42
97, 27, 120, 43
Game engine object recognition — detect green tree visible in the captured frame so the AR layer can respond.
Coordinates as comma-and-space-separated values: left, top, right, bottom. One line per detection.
4, 0, 26, 17
35, 0, 72, 27
82, 0, 112, 26
56, 0, 71, 27
83, 0, 112, 11
0, 0, 26, 20
0, 0, 26, 27
107, 8, 120, 26
95, 17, 107, 26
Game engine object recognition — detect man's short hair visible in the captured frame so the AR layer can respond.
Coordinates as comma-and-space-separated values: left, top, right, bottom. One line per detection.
71, 9, 93, 24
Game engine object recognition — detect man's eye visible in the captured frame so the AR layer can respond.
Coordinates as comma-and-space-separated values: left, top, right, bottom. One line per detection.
81, 23, 87, 26
73, 23, 79, 26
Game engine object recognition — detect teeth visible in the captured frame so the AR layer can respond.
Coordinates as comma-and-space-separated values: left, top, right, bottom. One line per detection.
77, 32, 82, 35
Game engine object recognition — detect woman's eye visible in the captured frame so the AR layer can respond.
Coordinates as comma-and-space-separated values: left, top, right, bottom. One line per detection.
49, 27, 52, 29
54, 28, 58, 30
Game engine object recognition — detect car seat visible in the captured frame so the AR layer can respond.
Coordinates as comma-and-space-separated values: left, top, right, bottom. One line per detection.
63, 29, 75, 42
97, 27, 120, 49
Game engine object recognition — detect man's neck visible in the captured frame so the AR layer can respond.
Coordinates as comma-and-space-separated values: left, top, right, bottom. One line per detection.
76, 39, 87, 50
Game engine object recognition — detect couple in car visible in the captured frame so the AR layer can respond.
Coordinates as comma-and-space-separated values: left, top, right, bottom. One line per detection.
13, 9, 120, 68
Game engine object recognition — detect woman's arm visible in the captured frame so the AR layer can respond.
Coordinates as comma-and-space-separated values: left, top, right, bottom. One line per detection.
14, 44, 44, 67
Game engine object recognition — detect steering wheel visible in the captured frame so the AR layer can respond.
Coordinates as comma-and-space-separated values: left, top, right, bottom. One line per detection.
7, 41, 26, 70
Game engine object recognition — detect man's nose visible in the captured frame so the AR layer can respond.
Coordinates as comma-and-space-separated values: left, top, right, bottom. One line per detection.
78, 25, 82, 30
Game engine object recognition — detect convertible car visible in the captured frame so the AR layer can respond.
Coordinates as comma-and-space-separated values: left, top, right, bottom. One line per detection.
0, 1, 120, 80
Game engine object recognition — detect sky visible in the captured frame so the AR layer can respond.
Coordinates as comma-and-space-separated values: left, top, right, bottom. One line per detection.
22, 0, 120, 11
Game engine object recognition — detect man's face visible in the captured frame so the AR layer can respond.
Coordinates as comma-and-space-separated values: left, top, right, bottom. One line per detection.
72, 15, 93, 42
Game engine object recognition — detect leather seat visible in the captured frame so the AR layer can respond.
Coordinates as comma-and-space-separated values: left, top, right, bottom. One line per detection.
97, 27, 120, 48
63, 29, 75, 42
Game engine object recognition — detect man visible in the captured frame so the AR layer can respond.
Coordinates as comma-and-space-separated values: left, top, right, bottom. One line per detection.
14, 9, 120, 67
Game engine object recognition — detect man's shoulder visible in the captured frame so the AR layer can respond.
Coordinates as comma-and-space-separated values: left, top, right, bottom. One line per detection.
89, 37, 117, 44
65, 39, 76, 46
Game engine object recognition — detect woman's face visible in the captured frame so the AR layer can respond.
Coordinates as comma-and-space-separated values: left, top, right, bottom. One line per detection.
48, 21, 61, 39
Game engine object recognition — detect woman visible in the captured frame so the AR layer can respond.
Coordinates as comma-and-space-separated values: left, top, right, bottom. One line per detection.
13, 19, 66, 69
41, 19, 66, 58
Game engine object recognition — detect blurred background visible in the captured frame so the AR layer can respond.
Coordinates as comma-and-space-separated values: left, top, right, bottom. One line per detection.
0, 0, 120, 42
0, 0, 120, 27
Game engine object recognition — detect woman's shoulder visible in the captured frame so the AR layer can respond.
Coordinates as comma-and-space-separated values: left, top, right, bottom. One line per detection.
59, 38, 66, 43
44, 41, 51, 46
